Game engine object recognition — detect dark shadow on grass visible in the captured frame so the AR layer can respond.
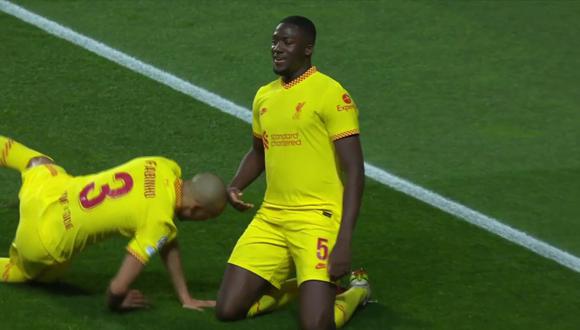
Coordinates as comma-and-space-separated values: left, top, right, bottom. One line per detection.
0, 198, 19, 210
344, 302, 431, 330
26, 280, 92, 296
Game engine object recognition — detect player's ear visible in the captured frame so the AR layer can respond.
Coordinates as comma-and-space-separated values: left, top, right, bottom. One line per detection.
305, 43, 313, 57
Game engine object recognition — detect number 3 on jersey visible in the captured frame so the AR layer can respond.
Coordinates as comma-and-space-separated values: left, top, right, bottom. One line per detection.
79, 172, 134, 209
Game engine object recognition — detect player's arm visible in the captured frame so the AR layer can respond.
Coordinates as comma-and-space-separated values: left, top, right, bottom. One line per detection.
228, 136, 265, 211
160, 240, 215, 311
107, 254, 148, 312
328, 134, 365, 281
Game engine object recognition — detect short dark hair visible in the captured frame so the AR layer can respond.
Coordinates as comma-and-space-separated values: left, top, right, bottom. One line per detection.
280, 16, 316, 45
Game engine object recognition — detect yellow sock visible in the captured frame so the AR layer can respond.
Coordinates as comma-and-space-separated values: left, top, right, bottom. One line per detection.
0, 136, 47, 172
0, 258, 27, 283
247, 278, 298, 317
334, 287, 367, 328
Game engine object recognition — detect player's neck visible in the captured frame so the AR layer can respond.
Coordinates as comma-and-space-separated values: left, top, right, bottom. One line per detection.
175, 182, 191, 219
282, 63, 312, 83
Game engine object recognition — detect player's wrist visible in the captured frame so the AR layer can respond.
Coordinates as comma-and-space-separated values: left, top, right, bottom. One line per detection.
226, 186, 243, 205
177, 290, 192, 304
106, 286, 127, 311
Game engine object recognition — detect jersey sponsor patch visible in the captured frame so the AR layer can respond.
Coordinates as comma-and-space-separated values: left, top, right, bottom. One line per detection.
145, 246, 156, 257
337, 93, 355, 111
270, 132, 302, 147
336, 104, 356, 112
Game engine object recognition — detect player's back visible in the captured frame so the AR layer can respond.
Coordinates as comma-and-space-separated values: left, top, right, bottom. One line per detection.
39, 157, 181, 262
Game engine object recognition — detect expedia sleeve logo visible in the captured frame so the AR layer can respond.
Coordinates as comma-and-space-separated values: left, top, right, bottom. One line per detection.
337, 93, 356, 111
342, 93, 352, 104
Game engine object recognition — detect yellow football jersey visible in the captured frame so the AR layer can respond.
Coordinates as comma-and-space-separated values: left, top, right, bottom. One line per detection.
33, 157, 182, 264
252, 67, 360, 213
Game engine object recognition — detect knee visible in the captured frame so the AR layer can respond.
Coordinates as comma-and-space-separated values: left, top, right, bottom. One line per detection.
215, 300, 246, 322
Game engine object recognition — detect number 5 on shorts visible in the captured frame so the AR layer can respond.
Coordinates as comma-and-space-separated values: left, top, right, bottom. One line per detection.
316, 238, 329, 260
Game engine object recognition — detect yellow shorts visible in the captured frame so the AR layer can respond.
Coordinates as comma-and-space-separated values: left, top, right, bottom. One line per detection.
228, 207, 340, 289
10, 164, 71, 281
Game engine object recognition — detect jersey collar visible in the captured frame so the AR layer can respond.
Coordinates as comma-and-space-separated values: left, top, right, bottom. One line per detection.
174, 179, 183, 210
281, 66, 317, 89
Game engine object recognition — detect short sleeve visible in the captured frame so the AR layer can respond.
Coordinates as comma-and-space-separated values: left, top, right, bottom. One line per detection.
320, 83, 360, 141
127, 219, 177, 264
252, 87, 264, 138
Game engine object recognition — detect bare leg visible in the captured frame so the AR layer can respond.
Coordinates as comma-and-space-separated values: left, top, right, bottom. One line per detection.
299, 280, 336, 330
215, 264, 273, 321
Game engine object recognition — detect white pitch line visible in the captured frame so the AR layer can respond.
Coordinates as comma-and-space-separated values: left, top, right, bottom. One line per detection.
2, 0, 580, 273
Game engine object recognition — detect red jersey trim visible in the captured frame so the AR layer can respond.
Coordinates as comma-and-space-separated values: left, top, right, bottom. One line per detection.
45, 164, 58, 176
2, 262, 14, 282
126, 247, 148, 264
331, 129, 360, 141
0, 138, 14, 167
281, 66, 317, 89
174, 179, 183, 210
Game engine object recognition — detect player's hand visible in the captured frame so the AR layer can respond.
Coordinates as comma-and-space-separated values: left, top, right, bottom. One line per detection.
182, 297, 216, 311
227, 187, 254, 212
327, 242, 351, 282
119, 289, 150, 311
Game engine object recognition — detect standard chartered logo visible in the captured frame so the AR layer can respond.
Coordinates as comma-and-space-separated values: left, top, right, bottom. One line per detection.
271, 132, 302, 147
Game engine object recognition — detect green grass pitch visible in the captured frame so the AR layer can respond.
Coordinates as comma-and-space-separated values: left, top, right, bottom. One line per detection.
1, 1, 580, 329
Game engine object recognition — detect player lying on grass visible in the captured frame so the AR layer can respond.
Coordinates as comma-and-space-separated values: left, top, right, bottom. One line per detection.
0, 136, 227, 312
